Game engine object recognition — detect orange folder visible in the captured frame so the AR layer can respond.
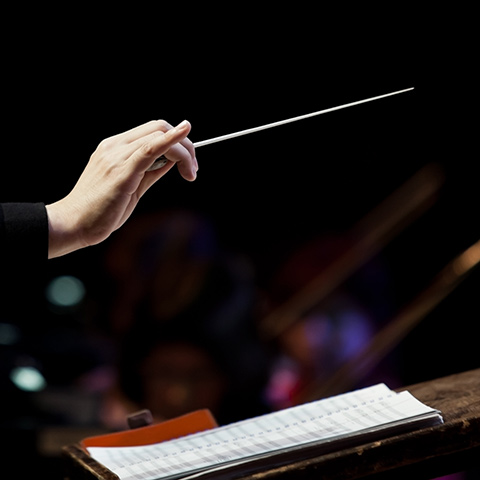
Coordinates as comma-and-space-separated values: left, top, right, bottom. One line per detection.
81, 409, 218, 449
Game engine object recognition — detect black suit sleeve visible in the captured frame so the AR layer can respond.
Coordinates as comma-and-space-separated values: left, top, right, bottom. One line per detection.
0, 203, 48, 263
0, 203, 48, 322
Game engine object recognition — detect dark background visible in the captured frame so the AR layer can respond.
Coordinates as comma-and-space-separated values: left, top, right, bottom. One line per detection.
0, 7, 478, 478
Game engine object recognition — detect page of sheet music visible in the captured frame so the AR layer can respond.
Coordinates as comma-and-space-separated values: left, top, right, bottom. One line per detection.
88, 384, 441, 480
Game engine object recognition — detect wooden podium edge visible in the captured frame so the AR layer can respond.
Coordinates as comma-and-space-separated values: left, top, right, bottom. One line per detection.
62, 368, 480, 480
63, 443, 119, 480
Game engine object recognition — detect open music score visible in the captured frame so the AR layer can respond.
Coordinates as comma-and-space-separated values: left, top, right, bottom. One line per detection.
86, 383, 442, 480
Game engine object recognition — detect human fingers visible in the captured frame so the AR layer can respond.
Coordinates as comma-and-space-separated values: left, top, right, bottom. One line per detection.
112, 119, 174, 145
130, 120, 197, 180
160, 138, 198, 180
140, 122, 197, 177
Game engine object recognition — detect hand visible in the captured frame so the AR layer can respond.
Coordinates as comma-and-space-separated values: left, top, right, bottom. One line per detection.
46, 119, 197, 258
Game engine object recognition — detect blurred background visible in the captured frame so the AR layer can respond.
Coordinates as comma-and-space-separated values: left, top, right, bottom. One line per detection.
0, 6, 478, 479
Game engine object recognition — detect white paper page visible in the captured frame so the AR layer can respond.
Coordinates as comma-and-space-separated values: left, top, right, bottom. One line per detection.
88, 384, 441, 480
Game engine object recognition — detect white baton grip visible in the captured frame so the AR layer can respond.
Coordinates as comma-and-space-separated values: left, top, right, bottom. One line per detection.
148, 155, 168, 171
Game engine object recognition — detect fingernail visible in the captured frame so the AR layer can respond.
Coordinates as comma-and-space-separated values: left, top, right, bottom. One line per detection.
175, 120, 189, 131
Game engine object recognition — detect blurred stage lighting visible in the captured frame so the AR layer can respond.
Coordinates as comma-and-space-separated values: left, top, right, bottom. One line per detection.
10, 365, 47, 392
45, 275, 86, 309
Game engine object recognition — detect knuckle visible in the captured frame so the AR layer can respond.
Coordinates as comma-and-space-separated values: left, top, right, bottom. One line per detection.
140, 141, 156, 157
96, 136, 116, 154
141, 133, 165, 158
154, 119, 171, 132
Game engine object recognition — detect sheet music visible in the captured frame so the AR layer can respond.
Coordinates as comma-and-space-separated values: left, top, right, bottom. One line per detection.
88, 384, 442, 480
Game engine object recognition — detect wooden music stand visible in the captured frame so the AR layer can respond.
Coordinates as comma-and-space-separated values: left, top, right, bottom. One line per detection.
62, 367, 480, 480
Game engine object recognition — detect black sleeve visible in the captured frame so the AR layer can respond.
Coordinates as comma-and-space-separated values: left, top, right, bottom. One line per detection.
0, 203, 49, 323
0, 203, 48, 263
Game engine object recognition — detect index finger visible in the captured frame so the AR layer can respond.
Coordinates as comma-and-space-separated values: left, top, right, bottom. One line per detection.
114, 120, 173, 145
131, 120, 196, 176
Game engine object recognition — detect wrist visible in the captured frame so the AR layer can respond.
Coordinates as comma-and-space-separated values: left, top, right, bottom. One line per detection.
45, 199, 86, 258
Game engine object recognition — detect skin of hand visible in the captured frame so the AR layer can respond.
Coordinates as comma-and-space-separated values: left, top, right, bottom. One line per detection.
46, 120, 197, 258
